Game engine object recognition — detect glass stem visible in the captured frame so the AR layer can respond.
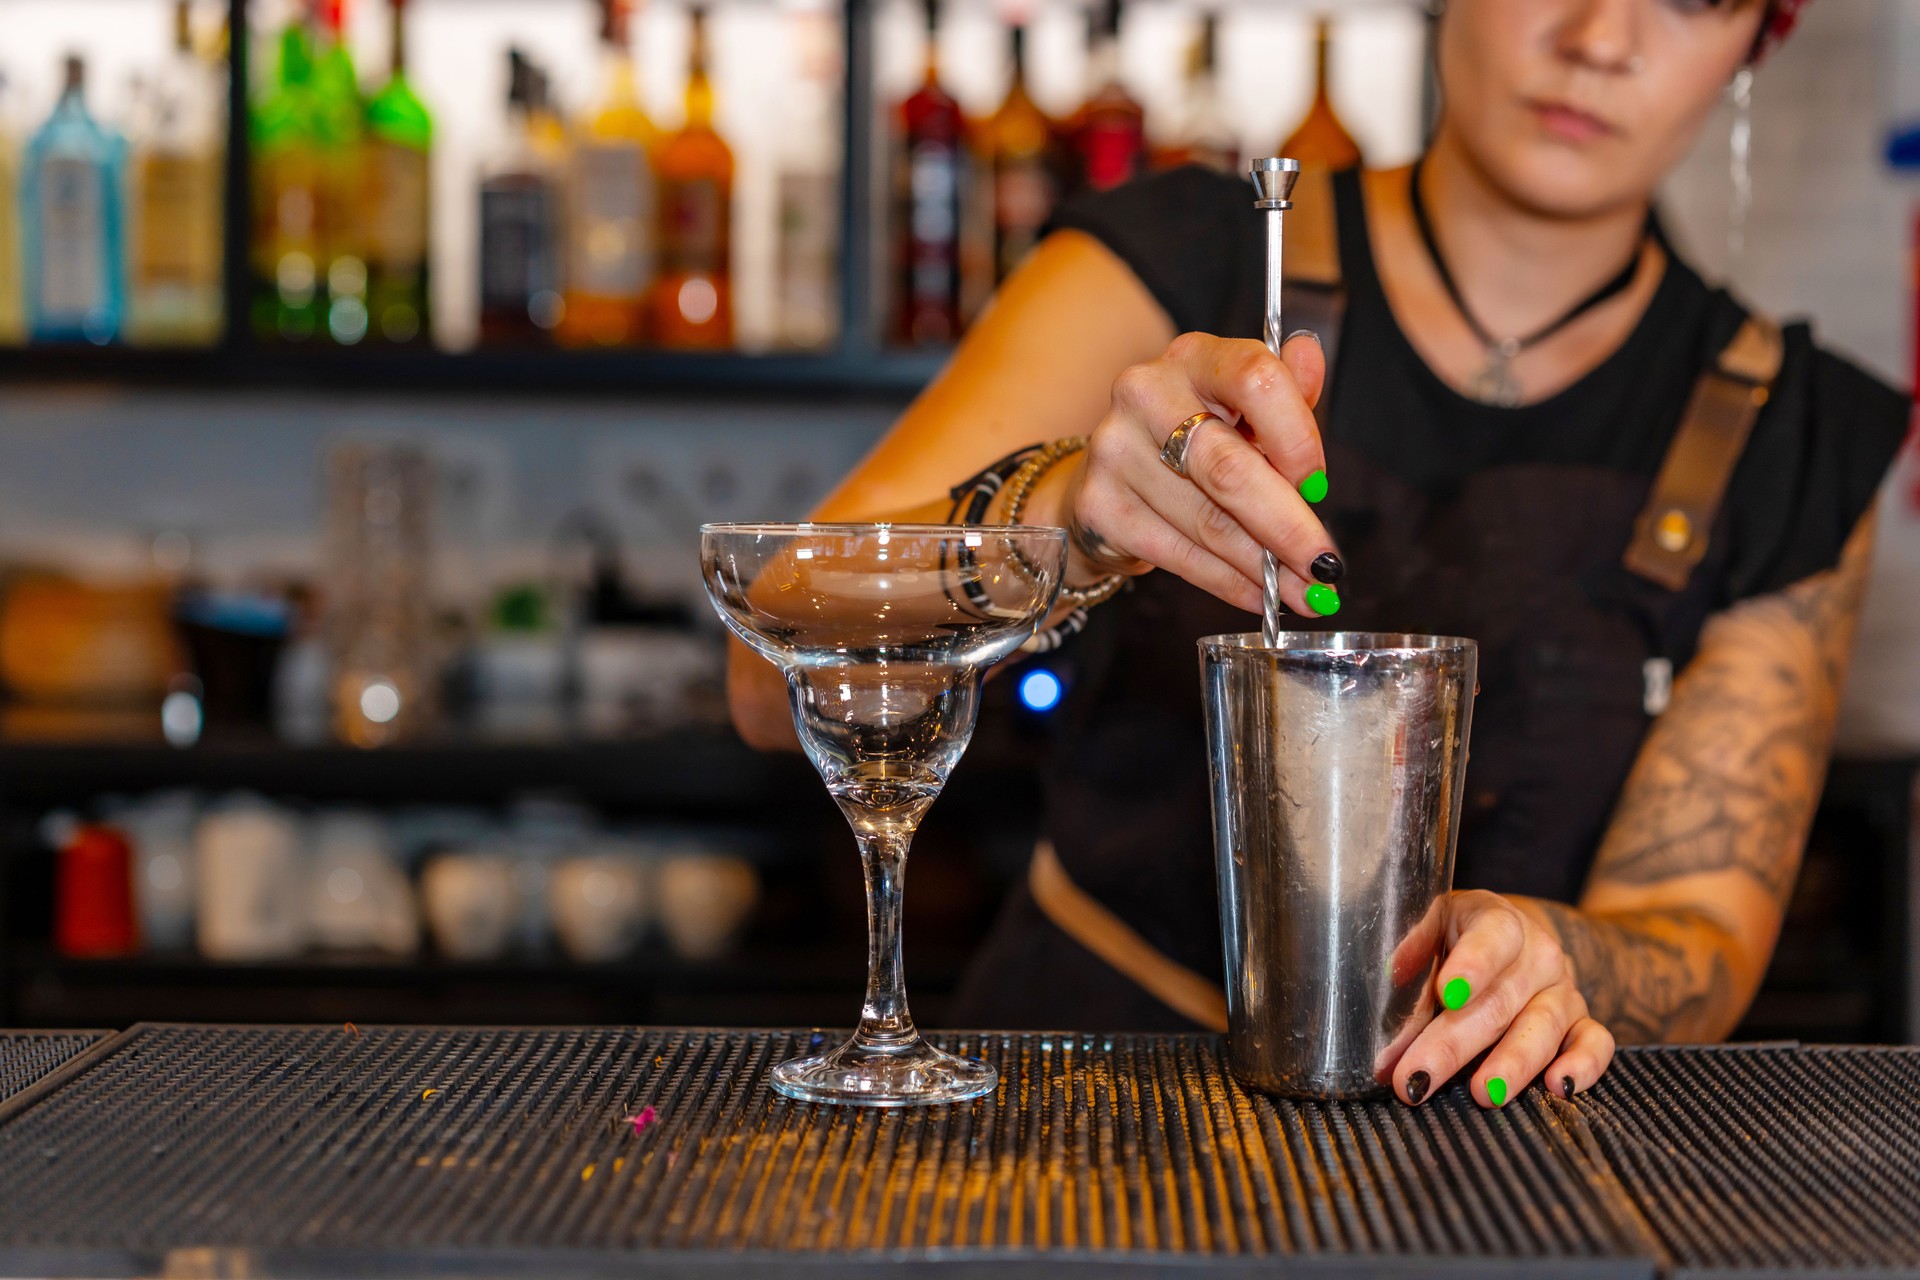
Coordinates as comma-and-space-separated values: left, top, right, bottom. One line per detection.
852, 826, 918, 1051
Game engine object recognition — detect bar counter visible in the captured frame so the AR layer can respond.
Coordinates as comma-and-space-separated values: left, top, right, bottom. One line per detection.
1, 1025, 1917, 1278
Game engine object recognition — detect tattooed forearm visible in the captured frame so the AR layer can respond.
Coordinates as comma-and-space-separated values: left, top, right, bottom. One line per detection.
1588, 516, 1874, 905
1529, 899, 1739, 1043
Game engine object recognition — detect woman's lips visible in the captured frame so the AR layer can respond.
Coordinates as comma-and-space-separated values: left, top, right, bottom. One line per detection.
1526, 99, 1619, 143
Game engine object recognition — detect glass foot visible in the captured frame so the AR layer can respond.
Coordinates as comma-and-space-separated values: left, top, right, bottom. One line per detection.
771, 1036, 996, 1108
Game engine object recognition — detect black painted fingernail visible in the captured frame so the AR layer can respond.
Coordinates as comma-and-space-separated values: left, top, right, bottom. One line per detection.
1310, 553, 1345, 585
1562, 1074, 1576, 1101
1405, 1070, 1430, 1105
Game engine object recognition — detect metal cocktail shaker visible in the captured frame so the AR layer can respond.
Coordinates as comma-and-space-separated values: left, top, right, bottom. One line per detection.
1200, 632, 1477, 1099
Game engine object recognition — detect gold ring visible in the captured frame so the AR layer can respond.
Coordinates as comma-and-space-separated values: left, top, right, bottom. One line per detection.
1160, 411, 1224, 479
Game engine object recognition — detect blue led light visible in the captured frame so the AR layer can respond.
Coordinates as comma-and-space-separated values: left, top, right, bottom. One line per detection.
1018, 669, 1064, 712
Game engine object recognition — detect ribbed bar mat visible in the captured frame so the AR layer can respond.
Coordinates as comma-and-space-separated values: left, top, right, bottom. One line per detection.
0, 1031, 106, 1103
0, 1025, 1650, 1278
1579, 1045, 1920, 1278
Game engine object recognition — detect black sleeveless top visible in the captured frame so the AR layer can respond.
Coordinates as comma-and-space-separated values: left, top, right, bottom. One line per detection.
970, 166, 1909, 1019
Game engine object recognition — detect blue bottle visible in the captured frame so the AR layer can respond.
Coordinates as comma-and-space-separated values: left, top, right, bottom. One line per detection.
22, 56, 127, 345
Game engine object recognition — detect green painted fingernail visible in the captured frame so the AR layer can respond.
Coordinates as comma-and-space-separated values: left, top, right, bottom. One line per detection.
1304, 583, 1340, 616
1442, 976, 1471, 1010
1487, 1076, 1508, 1107
1298, 468, 1329, 504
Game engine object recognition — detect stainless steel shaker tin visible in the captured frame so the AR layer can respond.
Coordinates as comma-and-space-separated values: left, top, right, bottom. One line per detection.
1200, 632, 1477, 1099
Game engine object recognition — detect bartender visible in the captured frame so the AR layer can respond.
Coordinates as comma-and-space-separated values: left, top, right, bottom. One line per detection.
733, 0, 1911, 1109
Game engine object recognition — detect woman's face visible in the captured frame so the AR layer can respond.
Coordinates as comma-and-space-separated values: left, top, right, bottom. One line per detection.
1435, 0, 1770, 217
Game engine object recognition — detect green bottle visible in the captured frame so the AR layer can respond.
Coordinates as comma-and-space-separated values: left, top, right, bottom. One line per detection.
251, 15, 324, 342
362, 0, 432, 346
309, 1, 366, 344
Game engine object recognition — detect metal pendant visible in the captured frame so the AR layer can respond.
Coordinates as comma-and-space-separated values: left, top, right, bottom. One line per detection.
1466, 338, 1524, 408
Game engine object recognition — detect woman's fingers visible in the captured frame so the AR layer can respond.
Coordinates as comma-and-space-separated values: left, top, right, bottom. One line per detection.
1469, 984, 1590, 1109
1074, 464, 1263, 611
1106, 354, 1338, 606
1432, 890, 1537, 1016
1164, 331, 1328, 496
1547, 1018, 1617, 1101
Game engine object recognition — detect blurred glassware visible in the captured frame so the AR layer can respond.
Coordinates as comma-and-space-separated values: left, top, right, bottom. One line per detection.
308, 808, 419, 955
478, 49, 567, 346
324, 441, 438, 747
420, 849, 519, 960
196, 795, 308, 960
656, 851, 758, 961
55, 821, 140, 958
774, 4, 839, 350
550, 846, 650, 963
503, 796, 591, 954
1277, 18, 1362, 170
1153, 13, 1236, 175
251, 4, 326, 342
0, 68, 26, 344
129, 0, 225, 347
1064, 0, 1145, 196
361, 0, 433, 347
311, 0, 367, 346
559, 0, 656, 349
174, 590, 292, 736
981, 23, 1055, 288
647, 4, 734, 349
23, 54, 126, 345
0, 574, 183, 707
113, 790, 199, 952
890, 0, 965, 347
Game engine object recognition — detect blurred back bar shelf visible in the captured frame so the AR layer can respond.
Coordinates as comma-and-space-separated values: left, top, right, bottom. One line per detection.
0, 0, 1431, 396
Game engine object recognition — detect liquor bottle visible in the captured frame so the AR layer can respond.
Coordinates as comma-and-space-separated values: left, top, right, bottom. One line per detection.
773, 4, 839, 349
647, 5, 734, 349
130, 0, 225, 346
311, 0, 368, 344
1278, 18, 1362, 170
1067, 0, 1145, 196
891, 0, 965, 346
362, 0, 433, 346
252, 8, 325, 341
1153, 13, 1236, 175
560, 0, 656, 348
982, 23, 1055, 285
22, 56, 127, 345
0, 71, 22, 344
478, 50, 566, 346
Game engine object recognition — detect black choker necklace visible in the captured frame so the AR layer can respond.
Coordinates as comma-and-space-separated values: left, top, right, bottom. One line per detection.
1407, 155, 1647, 407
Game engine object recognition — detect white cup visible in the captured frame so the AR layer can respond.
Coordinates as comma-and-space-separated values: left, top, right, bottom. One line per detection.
550, 852, 650, 964
196, 797, 308, 961
309, 810, 419, 956
420, 852, 520, 961
656, 854, 759, 961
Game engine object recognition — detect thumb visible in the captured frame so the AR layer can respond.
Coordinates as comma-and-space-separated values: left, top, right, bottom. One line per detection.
1279, 330, 1327, 412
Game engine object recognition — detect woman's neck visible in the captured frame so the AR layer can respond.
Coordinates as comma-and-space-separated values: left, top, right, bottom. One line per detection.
1419, 129, 1651, 342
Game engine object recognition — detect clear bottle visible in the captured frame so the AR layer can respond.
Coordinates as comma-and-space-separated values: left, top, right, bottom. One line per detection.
1067, 0, 1144, 196
23, 56, 127, 345
251, 8, 325, 342
982, 23, 1055, 286
560, 0, 657, 349
1154, 13, 1236, 175
0, 70, 23, 345
361, 0, 433, 346
891, 0, 965, 346
1278, 17, 1362, 170
773, 4, 839, 350
647, 4, 734, 349
130, 0, 225, 346
478, 50, 566, 346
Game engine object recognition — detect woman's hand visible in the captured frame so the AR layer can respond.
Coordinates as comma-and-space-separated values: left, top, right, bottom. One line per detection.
1393, 890, 1618, 1108
1031, 329, 1343, 617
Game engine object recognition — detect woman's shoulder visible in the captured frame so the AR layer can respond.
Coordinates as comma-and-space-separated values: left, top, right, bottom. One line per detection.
1047, 166, 1262, 335
1719, 303, 1911, 603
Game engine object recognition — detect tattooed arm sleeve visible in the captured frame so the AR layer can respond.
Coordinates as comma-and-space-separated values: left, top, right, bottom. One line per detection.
1515, 509, 1878, 1044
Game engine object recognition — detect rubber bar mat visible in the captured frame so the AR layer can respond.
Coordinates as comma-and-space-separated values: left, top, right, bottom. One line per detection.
1578, 1045, 1920, 1278
0, 1031, 107, 1103
0, 1025, 1650, 1279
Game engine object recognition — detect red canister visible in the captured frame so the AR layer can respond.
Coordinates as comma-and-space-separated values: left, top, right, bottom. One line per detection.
55, 824, 139, 958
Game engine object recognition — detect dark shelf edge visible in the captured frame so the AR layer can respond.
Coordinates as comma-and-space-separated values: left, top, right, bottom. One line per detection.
0, 346, 948, 399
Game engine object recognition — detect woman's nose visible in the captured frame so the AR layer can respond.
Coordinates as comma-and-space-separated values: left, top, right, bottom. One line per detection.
1553, 0, 1647, 75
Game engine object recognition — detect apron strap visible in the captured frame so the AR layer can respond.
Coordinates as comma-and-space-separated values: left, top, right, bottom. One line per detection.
1622, 314, 1786, 590
1028, 842, 1229, 1031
